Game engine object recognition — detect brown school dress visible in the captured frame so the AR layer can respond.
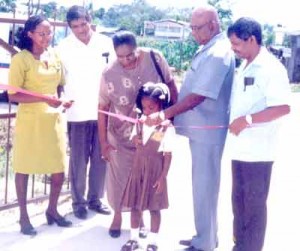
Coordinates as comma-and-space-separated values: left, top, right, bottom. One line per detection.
122, 124, 169, 211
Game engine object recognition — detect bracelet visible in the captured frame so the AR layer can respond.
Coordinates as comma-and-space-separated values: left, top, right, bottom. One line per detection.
159, 111, 165, 121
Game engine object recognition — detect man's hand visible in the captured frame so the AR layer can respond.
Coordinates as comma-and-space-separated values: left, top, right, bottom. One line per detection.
229, 116, 249, 136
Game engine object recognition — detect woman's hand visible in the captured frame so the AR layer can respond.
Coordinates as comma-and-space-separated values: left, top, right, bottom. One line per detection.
45, 96, 62, 108
61, 99, 74, 109
59, 99, 74, 112
101, 141, 116, 162
45, 96, 74, 111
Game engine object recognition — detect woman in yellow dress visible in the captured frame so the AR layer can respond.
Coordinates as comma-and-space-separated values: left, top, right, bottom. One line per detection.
8, 15, 73, 235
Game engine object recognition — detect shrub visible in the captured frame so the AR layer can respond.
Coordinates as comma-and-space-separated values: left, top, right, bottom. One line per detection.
137, 36, 198, 71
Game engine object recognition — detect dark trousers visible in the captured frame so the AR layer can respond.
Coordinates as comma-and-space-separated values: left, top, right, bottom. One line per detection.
232, 160, 273, 251
68, 121, 107, 211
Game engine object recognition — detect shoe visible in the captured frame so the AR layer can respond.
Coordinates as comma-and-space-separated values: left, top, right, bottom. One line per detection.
120, 239, 140, 251
139, 226, 148, 239
46, 212, 72, 227
179, 239, 192, 246
179, 240, 204, 251
88, 202, 111, 215
108, 228, 121, 238
74, 207, 88, 219
146, 244, 158, 251
20, 223, 37, 236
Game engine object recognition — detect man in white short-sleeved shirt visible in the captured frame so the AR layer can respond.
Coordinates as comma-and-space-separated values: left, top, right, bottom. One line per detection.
57, 5, 115, 220
227, 17, 291, 251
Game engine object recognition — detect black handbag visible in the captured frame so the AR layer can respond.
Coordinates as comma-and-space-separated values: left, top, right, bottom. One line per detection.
149, 50, 174, 109
150, 50, 166, 84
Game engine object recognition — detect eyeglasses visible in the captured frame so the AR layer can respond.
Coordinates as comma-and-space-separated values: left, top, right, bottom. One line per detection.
190, 22, 210, 31
34, 31, 53, 37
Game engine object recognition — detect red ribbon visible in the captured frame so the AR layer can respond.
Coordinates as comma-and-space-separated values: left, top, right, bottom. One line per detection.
98, 109, 227, 129
98, 110, 138, 124
0, 83, 227, 130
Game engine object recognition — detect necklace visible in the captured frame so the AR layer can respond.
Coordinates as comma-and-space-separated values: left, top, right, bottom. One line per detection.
123, 55, 142, 86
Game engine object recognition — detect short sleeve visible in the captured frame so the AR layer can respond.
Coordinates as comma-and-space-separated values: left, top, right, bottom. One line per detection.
59, 61, 65, 86
158, 124, 176, 152
265, 64, 290, 107
192, 49, 233, 100
53, 49, 65, 86
99, 73, 110, 106
8, 53, 26, 94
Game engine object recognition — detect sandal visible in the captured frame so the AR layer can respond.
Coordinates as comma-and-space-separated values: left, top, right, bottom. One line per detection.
120, 240, 140, 251
146, 244, 158, 251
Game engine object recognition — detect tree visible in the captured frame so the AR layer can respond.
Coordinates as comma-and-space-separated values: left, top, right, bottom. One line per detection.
40, 1, 57, 18
94, 7, 105, 21
262, 24, 275, 46
55, 5, 67, 21
0, 0, 16, 12
208, 0, 233, 30
26, 0, 42, 15
102, 0, 164, 34
162, 7, 193, 22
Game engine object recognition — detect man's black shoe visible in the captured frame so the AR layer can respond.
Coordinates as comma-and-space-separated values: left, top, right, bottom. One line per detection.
179, 239, 192, 246
74, 207, 88, 219
183, 247, 202, 251
88, 203, 111, 215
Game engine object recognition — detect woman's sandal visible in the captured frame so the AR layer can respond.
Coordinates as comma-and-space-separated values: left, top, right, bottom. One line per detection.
120, 240, 140, 251
146, 244, 158, 251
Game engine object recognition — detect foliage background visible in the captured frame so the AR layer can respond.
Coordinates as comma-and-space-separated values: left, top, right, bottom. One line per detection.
0, 0, 280, 71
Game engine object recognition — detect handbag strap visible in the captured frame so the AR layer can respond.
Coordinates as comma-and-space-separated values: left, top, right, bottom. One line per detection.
150, 50, 166, 83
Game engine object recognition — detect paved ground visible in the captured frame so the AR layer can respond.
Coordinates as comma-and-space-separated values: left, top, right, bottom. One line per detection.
0, 93, 300, 251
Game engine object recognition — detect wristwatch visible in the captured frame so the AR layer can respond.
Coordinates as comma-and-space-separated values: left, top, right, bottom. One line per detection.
245, 114, 253, 125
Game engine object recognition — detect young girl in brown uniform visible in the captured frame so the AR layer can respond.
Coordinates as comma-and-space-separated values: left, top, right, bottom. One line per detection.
121, 82, 176, 251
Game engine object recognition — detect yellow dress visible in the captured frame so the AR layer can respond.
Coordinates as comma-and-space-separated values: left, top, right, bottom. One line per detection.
8, 49, 66, 174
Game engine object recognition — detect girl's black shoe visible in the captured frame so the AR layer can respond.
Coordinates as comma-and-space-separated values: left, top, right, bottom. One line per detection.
109, 228, 121, 238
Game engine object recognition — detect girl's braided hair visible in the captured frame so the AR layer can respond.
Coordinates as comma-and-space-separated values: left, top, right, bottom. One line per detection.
136, 82, 171, 117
